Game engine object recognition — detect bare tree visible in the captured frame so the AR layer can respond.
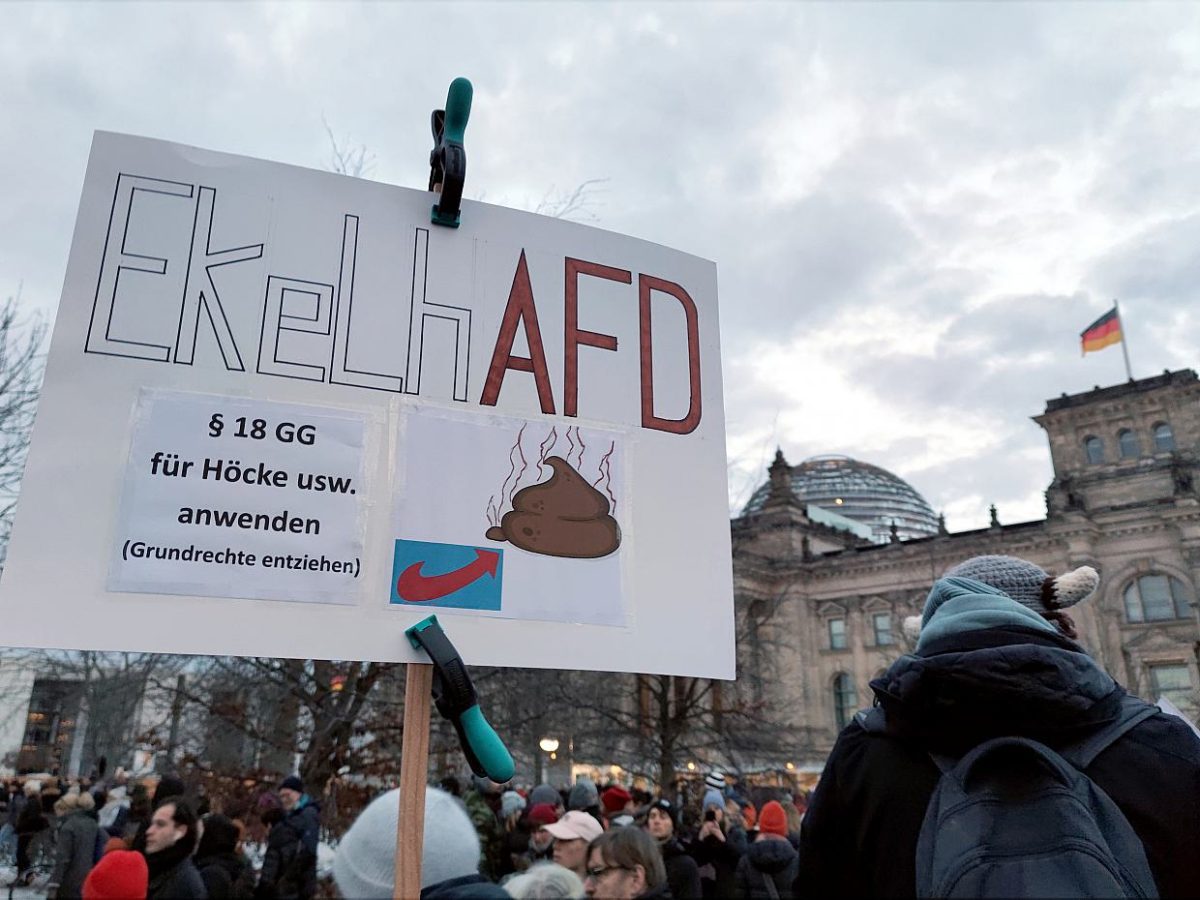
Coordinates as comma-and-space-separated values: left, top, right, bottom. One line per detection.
322, 116, 376, 179
0, 291, 46, 564
463, 589, 796, 794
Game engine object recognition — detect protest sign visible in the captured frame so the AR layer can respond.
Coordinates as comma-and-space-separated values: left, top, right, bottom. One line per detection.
1, 132, 734, 677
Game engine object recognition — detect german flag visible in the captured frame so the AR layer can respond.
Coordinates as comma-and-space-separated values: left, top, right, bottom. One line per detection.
1081, 307, 1122, 355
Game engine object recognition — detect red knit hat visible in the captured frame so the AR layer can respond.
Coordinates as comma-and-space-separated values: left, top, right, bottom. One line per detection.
758, 801, 788, 837
742, 802, 757, 830
601, 785, 632, 814
83, 850, 148, 900
527, 802, 560, 827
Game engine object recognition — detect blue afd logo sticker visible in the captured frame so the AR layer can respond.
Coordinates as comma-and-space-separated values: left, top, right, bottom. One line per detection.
391, 540, 503, 611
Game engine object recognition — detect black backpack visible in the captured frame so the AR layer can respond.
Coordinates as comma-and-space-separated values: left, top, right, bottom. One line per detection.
857, 695, 1160, 898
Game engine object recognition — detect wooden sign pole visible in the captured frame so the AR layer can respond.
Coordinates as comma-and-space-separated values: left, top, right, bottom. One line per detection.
394, 662, 434, 900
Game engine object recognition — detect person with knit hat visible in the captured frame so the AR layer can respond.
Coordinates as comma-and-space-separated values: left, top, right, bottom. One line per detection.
513, 803, 559, 872
82, 850, 148, 900
600, 785, 633, 820
528, 783, 564, 814
257, 775, 321, 900
689, 788, 746, 899
795, 554, 1200, 898
333, 785, 509, 899
735, 801, 797, 899
566, 778, 600, 818
643, 798, 701, 900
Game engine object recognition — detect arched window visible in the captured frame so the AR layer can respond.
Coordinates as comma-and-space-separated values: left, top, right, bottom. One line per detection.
1153, 422, 1176, 452
1084, 436, 1104, 464
1123, 574, 1192, 623
833, 673, 856, 729
1118, 428, 1139, 459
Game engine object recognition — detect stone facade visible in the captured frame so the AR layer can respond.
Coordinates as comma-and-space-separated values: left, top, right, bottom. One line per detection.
732, 369, 1200, 768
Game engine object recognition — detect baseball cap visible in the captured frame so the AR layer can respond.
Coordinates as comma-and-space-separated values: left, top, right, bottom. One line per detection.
543, 810, 603, 842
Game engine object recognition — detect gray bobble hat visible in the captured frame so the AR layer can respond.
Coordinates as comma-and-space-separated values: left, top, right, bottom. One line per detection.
905, 554, 1100, 641
567, 777, 599, 811
943, 555, 1099, 613
333, 786, 479, 897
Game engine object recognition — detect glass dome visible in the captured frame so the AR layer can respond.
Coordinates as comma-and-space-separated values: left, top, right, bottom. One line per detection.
742, 454, 938, 543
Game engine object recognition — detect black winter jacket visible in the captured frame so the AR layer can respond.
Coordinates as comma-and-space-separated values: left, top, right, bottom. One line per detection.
147, 854, 207, 900
660, 837, 702, 899
258, 799, 320, 900
689, 824, 747, 899
795, 625, 1200, 899
197, 849, 253, 899
736, 837, 797, 899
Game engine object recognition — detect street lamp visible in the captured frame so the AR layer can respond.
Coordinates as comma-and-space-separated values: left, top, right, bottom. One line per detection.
538, 737, 560, 784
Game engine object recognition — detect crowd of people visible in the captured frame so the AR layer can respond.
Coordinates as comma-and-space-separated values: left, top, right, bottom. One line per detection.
2, 553, 1198, 898
0, 770, 320, 899
333, 771, 804, 900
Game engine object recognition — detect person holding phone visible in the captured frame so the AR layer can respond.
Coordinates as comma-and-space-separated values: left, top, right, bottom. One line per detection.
689, 789, 746, 899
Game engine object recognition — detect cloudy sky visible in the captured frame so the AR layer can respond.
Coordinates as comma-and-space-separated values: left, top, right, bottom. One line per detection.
3, 2, 1198, 531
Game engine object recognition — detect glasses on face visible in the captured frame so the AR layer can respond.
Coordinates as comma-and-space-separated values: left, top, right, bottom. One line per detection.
585, 865, 629, 881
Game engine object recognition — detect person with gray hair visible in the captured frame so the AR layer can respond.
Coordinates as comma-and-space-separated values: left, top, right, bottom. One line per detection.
503, 862, 585, 899
583, 827, 668, 900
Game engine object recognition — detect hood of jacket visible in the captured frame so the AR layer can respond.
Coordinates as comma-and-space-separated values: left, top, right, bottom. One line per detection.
870, 623, 1124, 755
745, 837, 797, 874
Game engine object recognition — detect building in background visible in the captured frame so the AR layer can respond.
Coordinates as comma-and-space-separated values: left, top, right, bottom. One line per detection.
731, 368, 1200, 774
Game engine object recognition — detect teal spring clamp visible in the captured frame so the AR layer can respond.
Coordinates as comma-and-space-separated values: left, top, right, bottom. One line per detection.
405, 614, 515, 782
429, 77, 473, 228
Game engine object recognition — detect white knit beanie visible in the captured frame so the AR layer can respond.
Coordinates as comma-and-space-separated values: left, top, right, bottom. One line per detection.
333, 786, 480, 898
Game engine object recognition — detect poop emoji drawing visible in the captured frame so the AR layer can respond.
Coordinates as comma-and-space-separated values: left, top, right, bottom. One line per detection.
486, 455, 621, 558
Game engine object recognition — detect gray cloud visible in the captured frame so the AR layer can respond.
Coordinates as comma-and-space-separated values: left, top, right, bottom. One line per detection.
2, 1, 1198, 533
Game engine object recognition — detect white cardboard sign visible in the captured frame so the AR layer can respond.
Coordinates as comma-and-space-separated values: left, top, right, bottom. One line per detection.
0, 132, 734, 677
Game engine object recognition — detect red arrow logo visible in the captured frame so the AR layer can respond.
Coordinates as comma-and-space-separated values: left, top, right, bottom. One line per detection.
396, 549, 501, 602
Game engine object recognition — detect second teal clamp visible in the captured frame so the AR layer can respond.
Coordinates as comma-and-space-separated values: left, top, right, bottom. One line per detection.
406, 614, 514, 782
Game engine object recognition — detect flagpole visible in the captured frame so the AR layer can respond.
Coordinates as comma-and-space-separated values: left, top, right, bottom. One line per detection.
1115, 298, 1133, 381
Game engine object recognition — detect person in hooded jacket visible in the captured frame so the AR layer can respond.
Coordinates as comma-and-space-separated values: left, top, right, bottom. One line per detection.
688, 789, 745, 900
643, 799, 700, 900
196, 813, 254, 899
48, 791, 100, 900
794, 555, 1200, 899
257, 776, 321, 900
735, 802, 796, 900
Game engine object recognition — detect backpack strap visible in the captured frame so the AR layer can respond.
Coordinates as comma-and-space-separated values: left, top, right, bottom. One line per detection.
1058, 693, 1159, 769
853, 697, 1156, 776
763, 872, 781, 900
